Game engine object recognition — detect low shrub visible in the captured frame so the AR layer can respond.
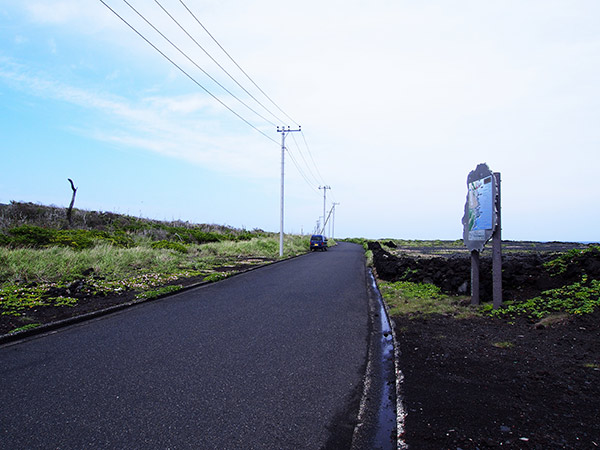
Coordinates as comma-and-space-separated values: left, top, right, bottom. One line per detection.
2, 226, 133, 249
151, 240, 188, 253
7, 225, 55, 247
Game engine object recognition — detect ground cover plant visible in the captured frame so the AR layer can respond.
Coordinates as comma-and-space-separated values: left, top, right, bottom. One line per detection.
0, 202, 310, 335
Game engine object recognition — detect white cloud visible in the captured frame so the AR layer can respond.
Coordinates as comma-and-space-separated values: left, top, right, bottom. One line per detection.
2, 0, 600, 239
0, 57, 279, 179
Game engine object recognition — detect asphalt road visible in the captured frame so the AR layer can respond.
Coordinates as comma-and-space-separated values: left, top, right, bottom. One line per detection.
0, 242, 373, 449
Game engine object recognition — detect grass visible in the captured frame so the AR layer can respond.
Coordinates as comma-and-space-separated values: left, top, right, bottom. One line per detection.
135, 285, 184, 300
378, 280, 474, 318
8, 323, 41, 334
0, 233, 311, 324
0, 202, 317, 333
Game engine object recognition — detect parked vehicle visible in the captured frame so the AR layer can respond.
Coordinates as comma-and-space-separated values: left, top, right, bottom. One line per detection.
310, 234, 328, 251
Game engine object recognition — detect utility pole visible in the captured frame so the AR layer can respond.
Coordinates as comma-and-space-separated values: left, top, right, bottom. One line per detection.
319, 185, 331, 235
331, 202, 340, 239
277, 126, 301, 257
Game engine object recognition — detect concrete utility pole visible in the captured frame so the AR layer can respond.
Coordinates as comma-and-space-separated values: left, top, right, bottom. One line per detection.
277, 126, 301, 257
331, 202, 340, 239
319, 185, 331, 235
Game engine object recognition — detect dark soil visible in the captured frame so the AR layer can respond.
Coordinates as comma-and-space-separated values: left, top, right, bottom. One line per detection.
371, 241, 600, 449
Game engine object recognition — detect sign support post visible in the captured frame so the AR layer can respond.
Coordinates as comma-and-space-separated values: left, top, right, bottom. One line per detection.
492, 172, 502, 309
471, 250, 480, 305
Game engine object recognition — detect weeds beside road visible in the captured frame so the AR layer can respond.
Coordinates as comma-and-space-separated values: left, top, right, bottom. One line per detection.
0, 202, 311, 335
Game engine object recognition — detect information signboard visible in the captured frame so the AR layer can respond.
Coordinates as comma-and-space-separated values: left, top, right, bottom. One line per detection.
462, 163, 497, 252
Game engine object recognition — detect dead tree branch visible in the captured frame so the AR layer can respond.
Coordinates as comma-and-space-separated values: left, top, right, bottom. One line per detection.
67, 178, 77, 228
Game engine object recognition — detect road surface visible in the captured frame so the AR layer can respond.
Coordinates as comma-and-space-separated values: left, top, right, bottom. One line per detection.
0, 242, 377, 449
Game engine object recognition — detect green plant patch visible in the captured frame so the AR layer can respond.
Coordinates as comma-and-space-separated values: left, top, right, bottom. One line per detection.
0, 283, 78, 317
365, 250, 373, 267
7, 225, 55, 247
3, 226, 134, 250
151, 240, 188, 253
9, 323, 41, 334
492, 341, 514, 349
485, 276, 600, 319
543, 245, 600, 275
203, 272, 230, 282
379, 280, 474, 318
0, 270, 205, 317
382, 280, 445, 300
135, 284, 183, 300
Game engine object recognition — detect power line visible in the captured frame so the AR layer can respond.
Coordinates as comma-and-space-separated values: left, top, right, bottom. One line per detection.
178, 0, 299, 127
121, 0, 278, 128
99, 0, 278, 145
286, 147, 319, 193
102, 1, 325, 194
289, 132, 321, 187
154, 0, 286, 126
301, 130, 327, 186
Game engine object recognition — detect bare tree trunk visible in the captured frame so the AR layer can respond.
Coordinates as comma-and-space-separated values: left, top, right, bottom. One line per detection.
67, 178, 77, 228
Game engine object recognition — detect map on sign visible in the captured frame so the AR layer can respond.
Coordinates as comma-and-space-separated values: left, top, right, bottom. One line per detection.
467, 175, 493, 240
462, 163, 497, 252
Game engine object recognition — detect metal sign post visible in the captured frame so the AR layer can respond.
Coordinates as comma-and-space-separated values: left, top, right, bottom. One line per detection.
492, 172, 503, 309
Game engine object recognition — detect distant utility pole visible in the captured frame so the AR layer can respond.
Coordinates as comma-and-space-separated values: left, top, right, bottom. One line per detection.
331, 202, 340, 239
277, 126, 301, 257
319, 185, 331, 235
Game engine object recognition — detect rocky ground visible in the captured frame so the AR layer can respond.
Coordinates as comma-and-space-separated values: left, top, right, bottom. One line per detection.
371, 241, 600, 449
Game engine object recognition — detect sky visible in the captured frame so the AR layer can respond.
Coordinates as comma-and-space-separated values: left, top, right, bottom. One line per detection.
1, 1, 599, 242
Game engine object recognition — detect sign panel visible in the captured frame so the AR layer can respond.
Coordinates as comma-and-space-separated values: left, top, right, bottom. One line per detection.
462, 163, 497, 252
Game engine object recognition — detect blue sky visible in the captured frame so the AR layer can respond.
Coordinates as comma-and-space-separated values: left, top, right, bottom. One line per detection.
1, 1, 599, 242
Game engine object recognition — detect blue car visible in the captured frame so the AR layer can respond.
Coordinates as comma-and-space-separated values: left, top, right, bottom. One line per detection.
310, 234, 328, 251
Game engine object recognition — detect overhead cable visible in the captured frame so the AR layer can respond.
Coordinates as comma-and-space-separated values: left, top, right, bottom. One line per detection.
122, 0, 278, 128
154, 0, 286, 126
289, 132, 321, 187
286, 148, 319, 193
301, 130, 327, 186
179, 0, 299, 127
99, 0, 278, 145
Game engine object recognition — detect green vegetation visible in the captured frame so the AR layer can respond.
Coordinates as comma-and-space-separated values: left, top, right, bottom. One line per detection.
135, 285, 184, 300
379, 280, 474, 318
483, 276, 600, 319
3, 225, 133, 249
543, 246, 600, 275
0, 202, 311, 332
9, 323, 41, 334
203, 272, 230, 282
365, 250, 373, 267
370, 240, 600, 321
492, 341, 514, 349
